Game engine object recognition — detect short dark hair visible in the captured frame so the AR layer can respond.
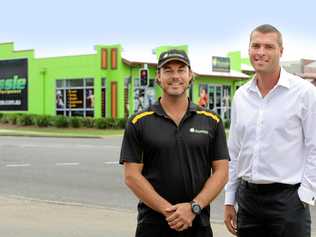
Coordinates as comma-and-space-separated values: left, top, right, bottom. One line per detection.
250, 24, 283, 47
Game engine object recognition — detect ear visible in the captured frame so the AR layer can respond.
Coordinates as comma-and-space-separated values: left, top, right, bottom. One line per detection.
280, 47, 283, 57
189, 70, 193, 84
155, 73, 161, 85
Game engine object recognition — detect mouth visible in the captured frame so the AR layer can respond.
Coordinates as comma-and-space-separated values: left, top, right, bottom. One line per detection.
254, 58, 268, 64
167, 82, 184, 87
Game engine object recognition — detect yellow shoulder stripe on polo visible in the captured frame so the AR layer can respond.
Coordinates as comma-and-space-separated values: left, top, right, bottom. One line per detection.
196, 111, 220, 123
132, 111, 155, 124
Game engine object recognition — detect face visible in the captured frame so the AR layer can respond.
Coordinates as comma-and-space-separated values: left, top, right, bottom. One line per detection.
157, 61, 192, 97
248, 31, 283, 74
200, 88, 206, 96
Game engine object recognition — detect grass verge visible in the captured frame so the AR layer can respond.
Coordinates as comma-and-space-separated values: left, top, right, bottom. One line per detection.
0, 124, 123, 138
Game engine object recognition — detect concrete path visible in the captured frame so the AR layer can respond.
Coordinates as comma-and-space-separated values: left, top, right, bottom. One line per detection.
0, 195, 234, 237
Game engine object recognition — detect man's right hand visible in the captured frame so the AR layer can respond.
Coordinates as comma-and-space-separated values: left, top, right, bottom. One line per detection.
165, 203, 195, 232
224, 205, 237, 235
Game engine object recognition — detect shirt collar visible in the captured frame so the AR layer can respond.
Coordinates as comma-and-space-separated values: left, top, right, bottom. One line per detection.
247, 67, 291, 93
277, 68, 291, 89
151, 97, 198, 117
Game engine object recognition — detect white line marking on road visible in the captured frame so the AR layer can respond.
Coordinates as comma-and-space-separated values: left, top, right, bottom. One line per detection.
104, 161, 119, 165
55, 162, 80, 166
5, 164, 31, 167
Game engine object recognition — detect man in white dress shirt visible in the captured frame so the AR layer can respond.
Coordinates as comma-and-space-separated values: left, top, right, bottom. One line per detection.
224, 24, 316, 237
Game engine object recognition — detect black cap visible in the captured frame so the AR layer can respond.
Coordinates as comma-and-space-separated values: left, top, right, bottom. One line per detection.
157, 49, 190, 69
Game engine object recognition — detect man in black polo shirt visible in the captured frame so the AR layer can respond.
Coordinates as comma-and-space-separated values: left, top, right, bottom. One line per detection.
120, 49, 229, 237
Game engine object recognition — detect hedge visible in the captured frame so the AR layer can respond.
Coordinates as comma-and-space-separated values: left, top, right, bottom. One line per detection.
33, 115, 51, 127
0, 113, 127, 129
16, 114, 34, 126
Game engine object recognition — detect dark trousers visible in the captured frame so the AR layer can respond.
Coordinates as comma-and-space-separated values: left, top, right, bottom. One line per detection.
135, 222, 213, 237
236, 181, 311, 237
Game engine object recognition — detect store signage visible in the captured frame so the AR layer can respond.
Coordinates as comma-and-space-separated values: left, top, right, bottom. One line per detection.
67, 89, 83, 108
212, 56, 230, 72
0, 75, 26, 90
0, 58, 28, 111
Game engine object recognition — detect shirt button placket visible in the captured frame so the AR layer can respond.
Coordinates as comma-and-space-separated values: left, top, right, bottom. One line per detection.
253, 100, 264, 181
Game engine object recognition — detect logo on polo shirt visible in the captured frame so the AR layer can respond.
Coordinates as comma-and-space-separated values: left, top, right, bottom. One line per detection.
189, 128, 208, 135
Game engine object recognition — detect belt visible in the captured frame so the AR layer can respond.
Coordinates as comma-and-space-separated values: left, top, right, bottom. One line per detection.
241, 180, 300, 193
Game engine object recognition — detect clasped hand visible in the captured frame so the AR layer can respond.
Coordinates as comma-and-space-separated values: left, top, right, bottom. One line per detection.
165, 202, 196, 232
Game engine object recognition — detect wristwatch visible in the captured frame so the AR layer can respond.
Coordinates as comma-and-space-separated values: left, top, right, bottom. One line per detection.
190, 201, 202, 215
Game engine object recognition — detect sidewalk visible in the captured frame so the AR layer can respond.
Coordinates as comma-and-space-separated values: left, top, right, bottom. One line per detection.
0, 195, 233, 237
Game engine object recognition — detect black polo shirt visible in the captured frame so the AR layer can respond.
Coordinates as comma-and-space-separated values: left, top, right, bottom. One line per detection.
119, 99, 229, 226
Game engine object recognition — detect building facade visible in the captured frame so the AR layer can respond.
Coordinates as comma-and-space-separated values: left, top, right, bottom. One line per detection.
0, 42, 251, 122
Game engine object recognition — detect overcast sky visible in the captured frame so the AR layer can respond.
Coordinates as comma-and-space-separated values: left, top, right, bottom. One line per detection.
1, 0, 315, 69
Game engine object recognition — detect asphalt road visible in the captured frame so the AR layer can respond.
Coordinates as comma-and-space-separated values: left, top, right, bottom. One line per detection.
0, 136, 226, 218
0, 136, 134, 209
0, 136, 315, 236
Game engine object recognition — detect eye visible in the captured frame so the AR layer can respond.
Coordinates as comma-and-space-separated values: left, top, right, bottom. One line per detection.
251, 44, 260, 49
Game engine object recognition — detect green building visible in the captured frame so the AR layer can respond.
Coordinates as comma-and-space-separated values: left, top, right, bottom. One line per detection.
0, 42, 252, 122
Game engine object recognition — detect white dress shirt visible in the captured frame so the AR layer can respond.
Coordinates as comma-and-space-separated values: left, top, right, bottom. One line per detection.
225, 68, 316, 206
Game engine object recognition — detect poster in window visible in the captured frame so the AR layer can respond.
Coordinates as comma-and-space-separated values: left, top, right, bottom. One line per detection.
86, 89, 94, 108
133, 87, 155, 112
134, 88, 145, 112
66, 89, 84, 109
198, 85, 208, 108
56, 89, 65, 109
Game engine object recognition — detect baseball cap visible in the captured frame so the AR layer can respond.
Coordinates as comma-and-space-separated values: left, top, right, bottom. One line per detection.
157, 49, 190, 69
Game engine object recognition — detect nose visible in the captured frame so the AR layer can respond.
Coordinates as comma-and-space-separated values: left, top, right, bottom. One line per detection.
257, 46, 265, 55
171, 71, 181, 79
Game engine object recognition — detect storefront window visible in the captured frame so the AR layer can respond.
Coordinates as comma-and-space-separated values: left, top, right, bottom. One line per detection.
67, 79, 83, 87
86, 78, 94, 87
56, 80, 64, 88
134, 77, 155, 113
198, 84, 231, 121
56, 78, 94, 117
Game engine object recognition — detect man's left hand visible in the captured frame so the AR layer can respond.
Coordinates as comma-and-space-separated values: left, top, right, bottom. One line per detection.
165, 203, 196, 231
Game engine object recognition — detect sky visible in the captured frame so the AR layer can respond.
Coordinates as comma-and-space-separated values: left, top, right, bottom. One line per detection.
1, 0, 315, 70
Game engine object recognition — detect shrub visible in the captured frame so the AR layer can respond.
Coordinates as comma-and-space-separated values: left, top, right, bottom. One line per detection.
52, 115, 69, 128
6, 113, 20, 125
69, 116, 82, 128
95, 118, 126, 129
33, 115, 51, 127
94, 118, 107, 129
82, 117, 95, 128
0, 114, 10, 124
116, 118, 127, 129
105, 118, 117, 128
16, 114, 34, 126
223, 119, 231, 129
